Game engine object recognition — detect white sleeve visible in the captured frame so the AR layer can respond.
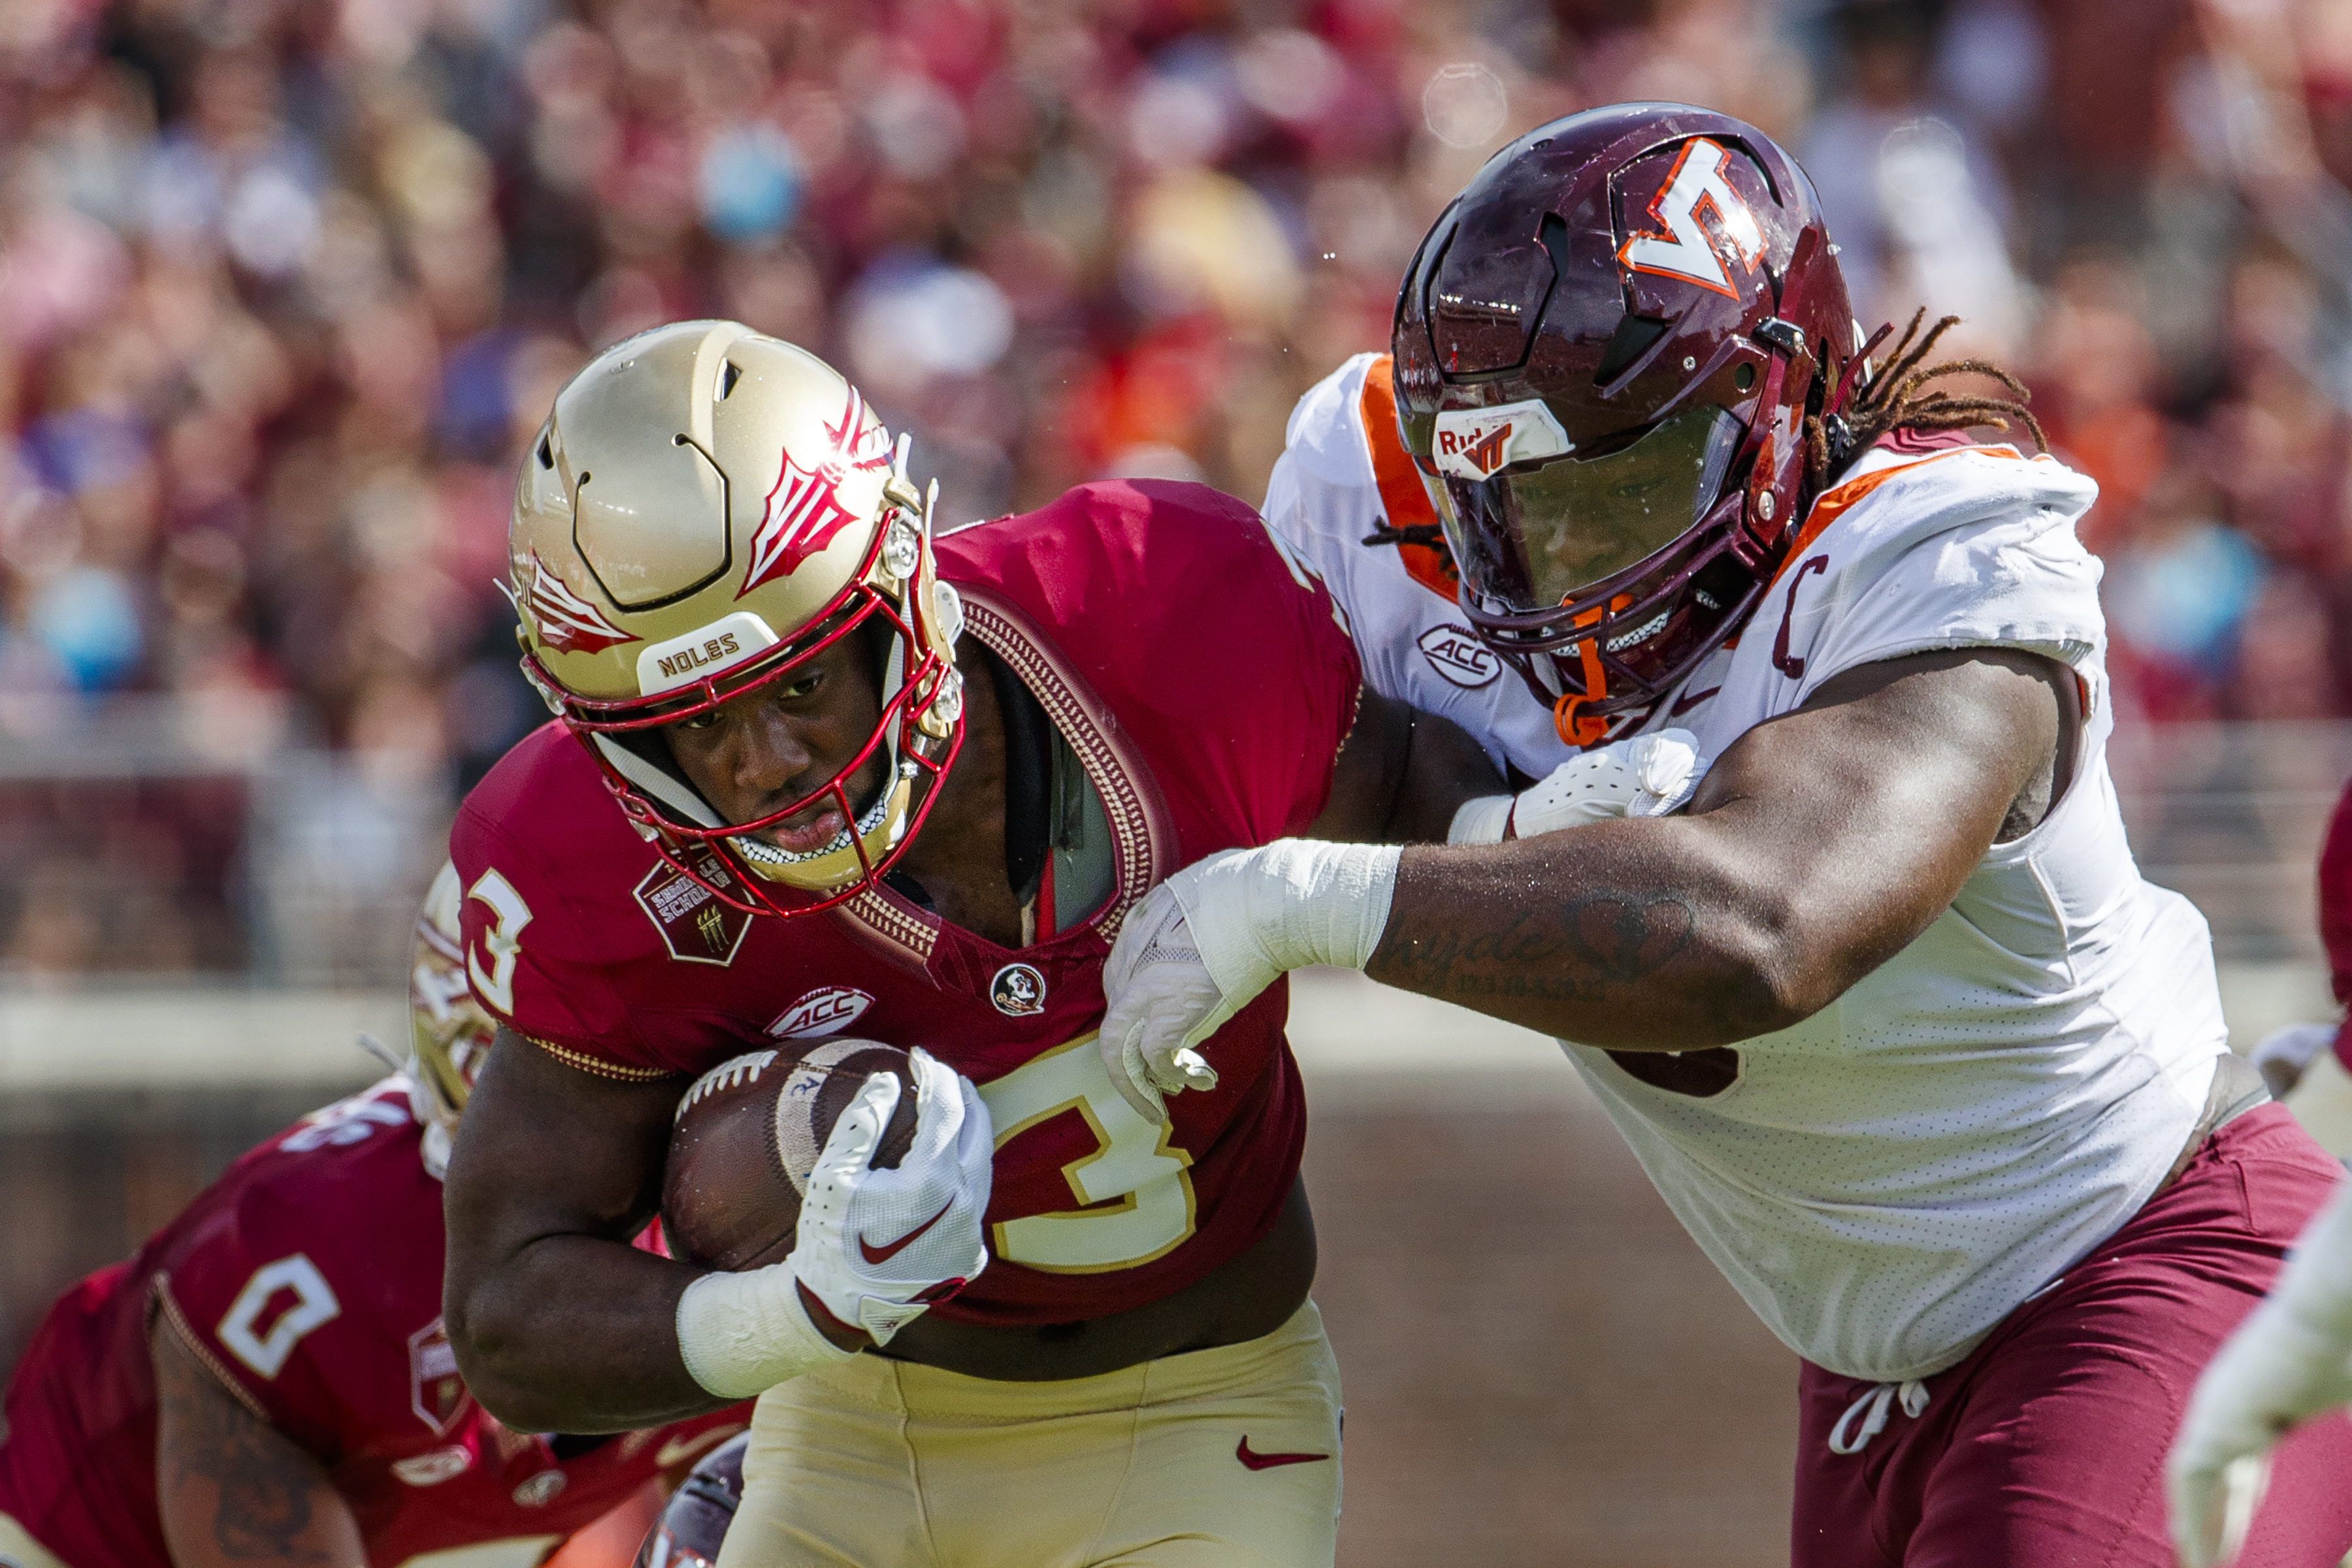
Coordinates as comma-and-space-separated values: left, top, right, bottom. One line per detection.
1789, 454, 2107, 708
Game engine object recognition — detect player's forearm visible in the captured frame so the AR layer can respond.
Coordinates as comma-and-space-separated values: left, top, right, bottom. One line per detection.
159, 1464, 363, 1568
1366, 817, 1833, 1050
1309, 691, 1503, 846
1367, 653, 2055, 1048
152, 1326, 366, 1568
445, 1236, 727, 1432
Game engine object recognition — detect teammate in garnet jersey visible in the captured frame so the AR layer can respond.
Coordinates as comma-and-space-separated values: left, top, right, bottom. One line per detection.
439, 321, 1495, 1565
1098, 105, 2352, 1566
0, 866, 748, 1568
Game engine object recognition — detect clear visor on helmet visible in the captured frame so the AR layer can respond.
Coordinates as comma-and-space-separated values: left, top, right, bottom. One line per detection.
1437, 406, 1746, 611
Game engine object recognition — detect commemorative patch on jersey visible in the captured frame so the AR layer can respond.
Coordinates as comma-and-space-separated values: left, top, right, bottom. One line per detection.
1416, 623, 1502, 689
633, 853, 754, 967
768, 985, 874, 1039
408, 1318, 469, 1437
991, 962, 1048, 1017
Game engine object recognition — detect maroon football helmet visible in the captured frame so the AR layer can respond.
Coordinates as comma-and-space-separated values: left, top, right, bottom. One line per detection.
1392, 103, 1861, 745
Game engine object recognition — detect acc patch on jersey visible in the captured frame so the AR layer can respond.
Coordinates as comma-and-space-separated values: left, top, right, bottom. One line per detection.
1416, 623, 1502, 689
768, 986, 874, 1039
634, 854, 754, 966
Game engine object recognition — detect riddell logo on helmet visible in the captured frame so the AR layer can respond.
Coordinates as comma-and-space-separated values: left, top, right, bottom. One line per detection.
1439, 422, 1511, 476
1431, 399, 1574, 482
1617, 138, 1767, 300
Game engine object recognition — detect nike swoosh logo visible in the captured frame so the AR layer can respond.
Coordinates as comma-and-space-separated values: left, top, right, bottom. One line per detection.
654, 1424, 742, 1469
858, 1200, 955, 1266
1236, 1437, 1330, 1471
1669, 685, 1721, 718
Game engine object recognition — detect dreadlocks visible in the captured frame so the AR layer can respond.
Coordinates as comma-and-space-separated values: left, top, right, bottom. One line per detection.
1805, 309, 2048, 493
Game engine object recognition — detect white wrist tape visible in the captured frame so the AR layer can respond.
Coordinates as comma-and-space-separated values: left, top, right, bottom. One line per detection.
1170, 838, 1402, 990
675, 1264, 854, 1400
1447, 795, 1514, 846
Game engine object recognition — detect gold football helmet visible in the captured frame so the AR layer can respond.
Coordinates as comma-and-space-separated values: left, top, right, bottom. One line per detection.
508, 320, 962, 917
410, 860, 496, 1177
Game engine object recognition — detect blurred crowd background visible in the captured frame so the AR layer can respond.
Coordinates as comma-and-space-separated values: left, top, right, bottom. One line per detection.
0, 0, 2349, 982
8, 9, 2352, 1554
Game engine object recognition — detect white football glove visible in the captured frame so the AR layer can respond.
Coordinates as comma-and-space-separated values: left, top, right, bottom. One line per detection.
1098, 840, 1401, 1123
2168, 1183, 2352, 1567
675, 1046, 993, 1398
1447, 728, 1705, 845
1098, 883, 1222, 1123
2250, 1022, 2339, 1104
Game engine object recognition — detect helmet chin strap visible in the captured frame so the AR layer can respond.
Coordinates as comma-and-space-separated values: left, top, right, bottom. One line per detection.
1551, 600, 1622, 747
593, 732, 728, 830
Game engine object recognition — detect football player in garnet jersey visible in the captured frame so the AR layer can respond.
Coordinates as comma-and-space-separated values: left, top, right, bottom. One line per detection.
1097, 105, 2352, 1566
438, 321, 1497, 1566
0, 864, 749, 1568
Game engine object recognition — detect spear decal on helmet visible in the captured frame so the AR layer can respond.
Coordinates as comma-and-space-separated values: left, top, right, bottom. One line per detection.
523, 551, 637, 655
741, 385, 895, 598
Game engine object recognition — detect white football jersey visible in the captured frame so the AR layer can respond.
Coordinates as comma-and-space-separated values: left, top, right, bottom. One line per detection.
1262, 353, 1576, 783
1270, 356, 2229, 1382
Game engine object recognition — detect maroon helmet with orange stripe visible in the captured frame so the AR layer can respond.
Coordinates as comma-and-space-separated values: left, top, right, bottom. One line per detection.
1392, 103, 1864, 745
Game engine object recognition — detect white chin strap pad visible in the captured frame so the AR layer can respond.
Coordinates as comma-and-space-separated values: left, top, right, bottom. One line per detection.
593, 733, 726, 830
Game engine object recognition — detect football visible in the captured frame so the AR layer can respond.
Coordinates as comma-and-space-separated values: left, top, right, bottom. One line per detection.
661, 1039, 919, 1272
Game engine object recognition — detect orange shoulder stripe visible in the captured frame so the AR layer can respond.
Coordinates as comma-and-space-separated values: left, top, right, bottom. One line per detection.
1768, 445, 2028, 587
1357, 356, 1459, 602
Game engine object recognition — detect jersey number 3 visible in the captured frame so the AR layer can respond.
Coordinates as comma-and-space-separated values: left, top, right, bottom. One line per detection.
466, 870, 534, 1017
979, 1036, 1197, 1274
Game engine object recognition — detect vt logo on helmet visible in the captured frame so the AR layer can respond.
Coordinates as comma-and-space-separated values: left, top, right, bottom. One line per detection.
1391, 104, 1861, 747
507, 321, 964, 919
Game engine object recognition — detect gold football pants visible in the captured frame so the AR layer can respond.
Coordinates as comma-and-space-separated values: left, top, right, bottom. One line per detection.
718, 1301, 1342, 1568
0, 1514, 72, 1568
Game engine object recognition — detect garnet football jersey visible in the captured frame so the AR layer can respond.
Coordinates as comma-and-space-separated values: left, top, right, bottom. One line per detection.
449, 480, 1363, 1326
0, 1080, 748, 1568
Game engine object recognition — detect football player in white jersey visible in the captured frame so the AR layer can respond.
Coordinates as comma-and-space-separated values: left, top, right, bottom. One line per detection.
1099, 105, 2352, 1565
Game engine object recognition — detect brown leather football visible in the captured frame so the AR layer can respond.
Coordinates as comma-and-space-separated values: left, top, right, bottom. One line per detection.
661, 1039, 919, 1272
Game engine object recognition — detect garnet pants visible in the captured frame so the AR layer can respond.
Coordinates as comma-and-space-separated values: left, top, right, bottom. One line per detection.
1793, 1105, 2352, 1567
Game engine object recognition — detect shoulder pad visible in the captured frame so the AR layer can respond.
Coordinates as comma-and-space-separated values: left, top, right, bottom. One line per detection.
1281, 353, 1383, 490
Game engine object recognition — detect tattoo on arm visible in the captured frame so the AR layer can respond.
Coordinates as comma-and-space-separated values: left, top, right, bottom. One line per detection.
1380, 887, 1696, 1000
152, 1318, 357, 1566
1376, 882, 1771, 1043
